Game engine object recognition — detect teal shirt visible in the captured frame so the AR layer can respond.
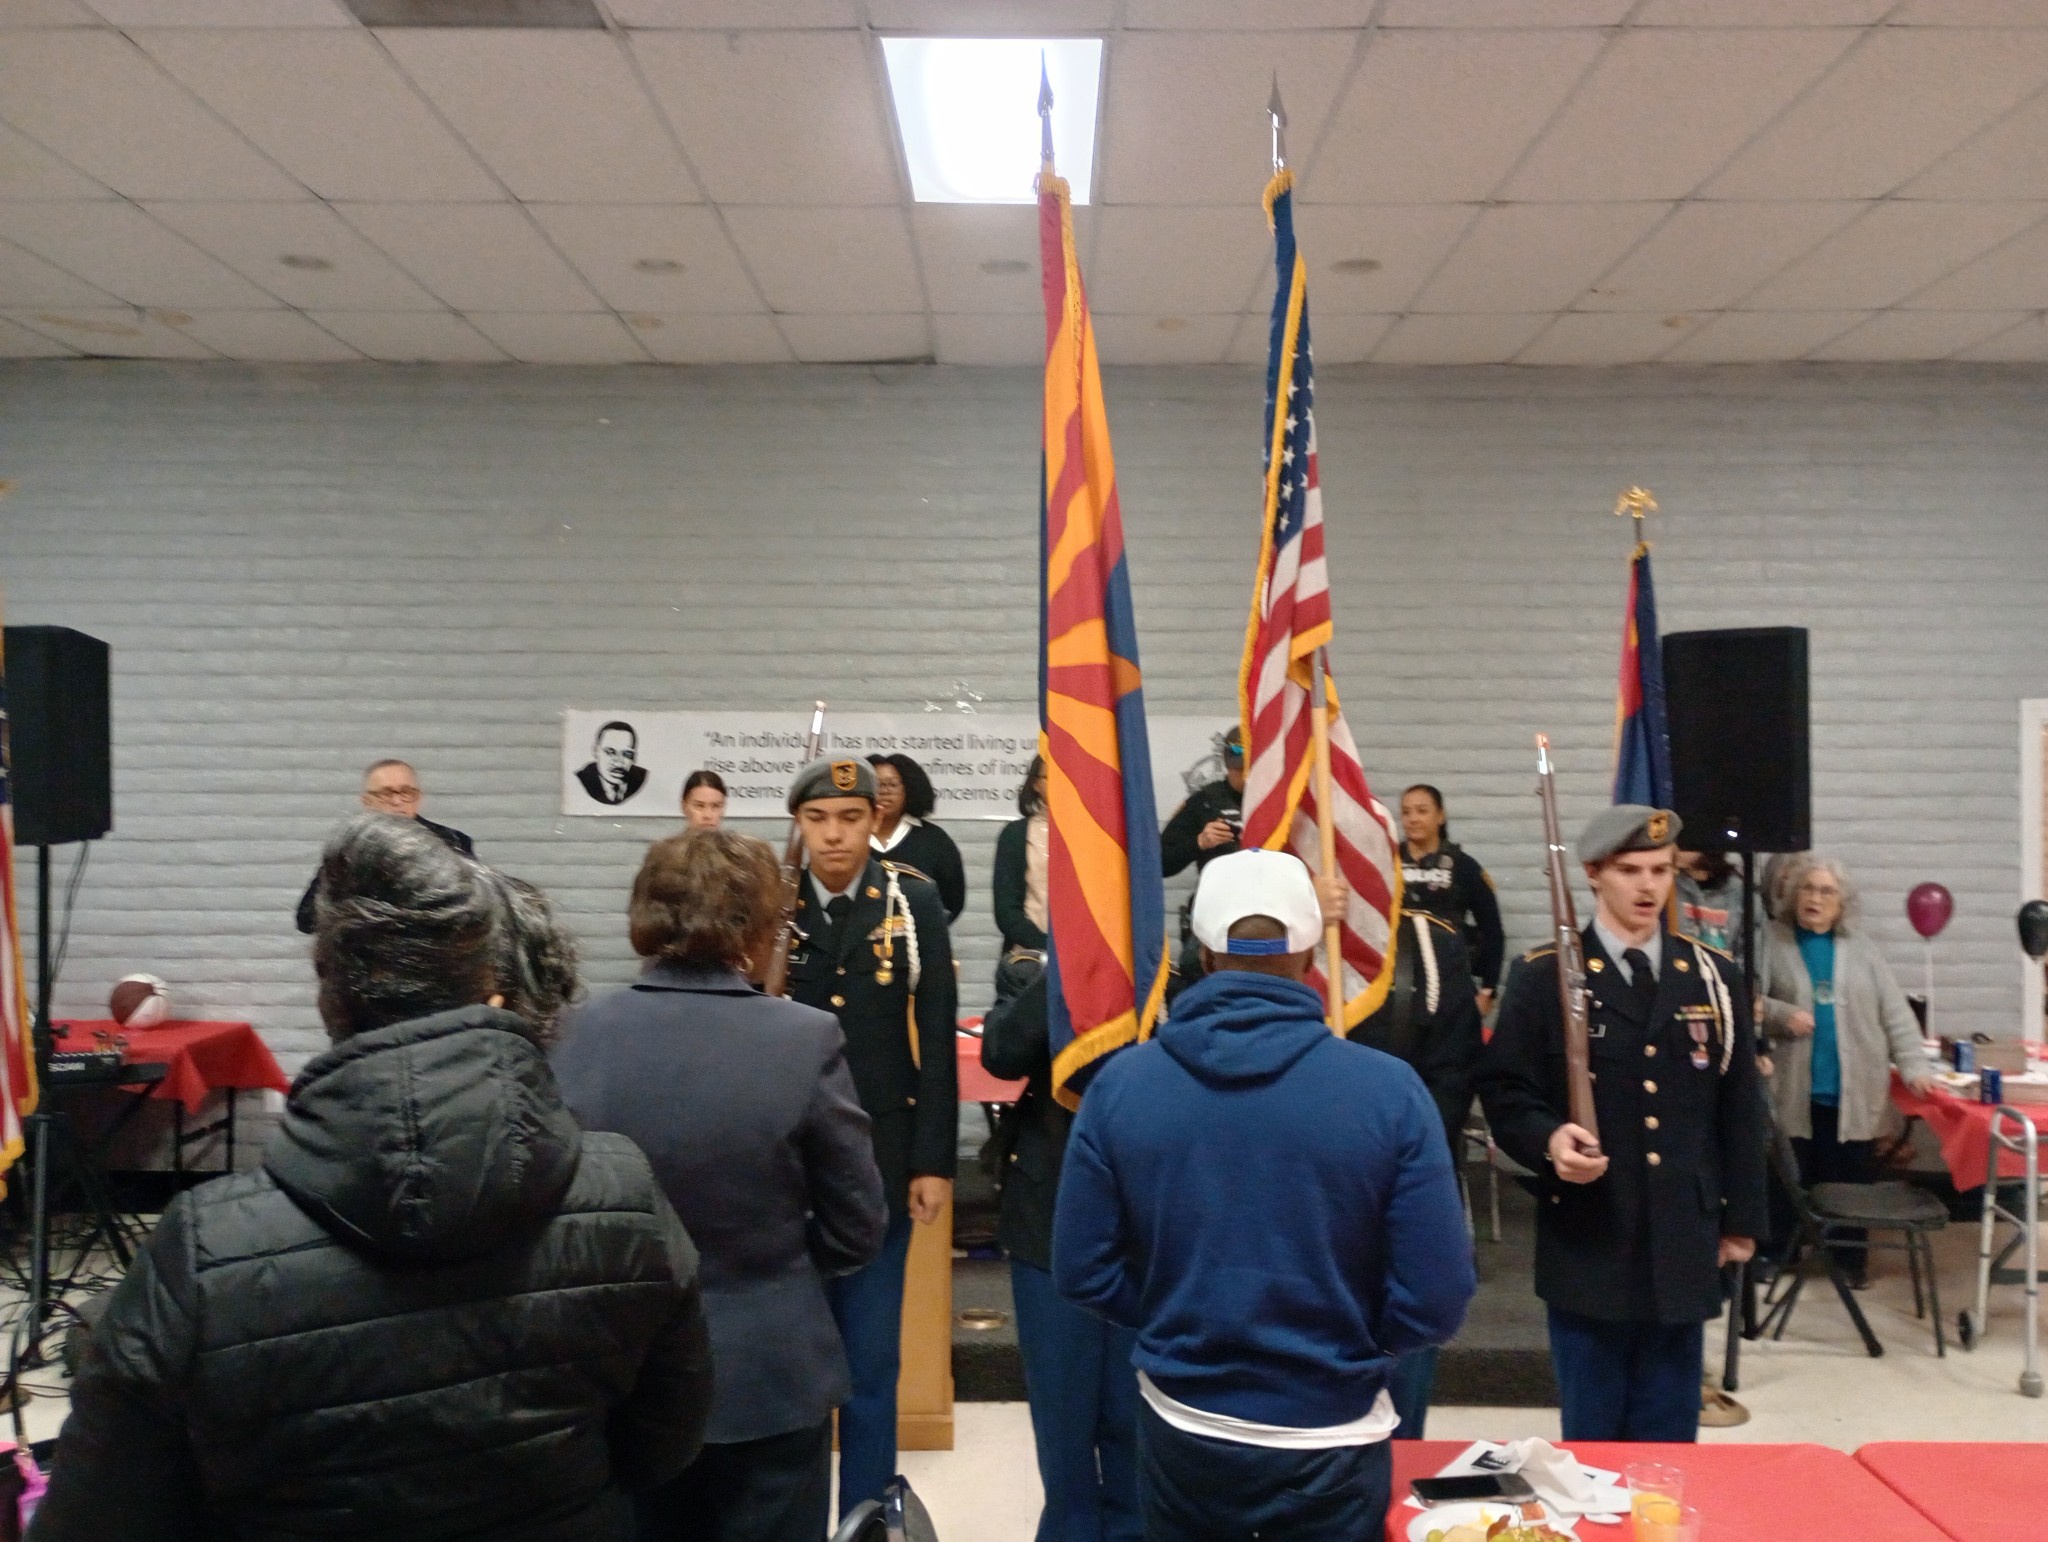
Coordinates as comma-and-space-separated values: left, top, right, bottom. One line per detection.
1798, 927, 1840, 1105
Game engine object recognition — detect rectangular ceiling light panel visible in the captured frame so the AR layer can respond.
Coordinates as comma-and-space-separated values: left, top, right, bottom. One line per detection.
882, 36, 1103, 205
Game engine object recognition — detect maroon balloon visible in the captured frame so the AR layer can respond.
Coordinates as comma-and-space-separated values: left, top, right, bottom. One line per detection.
1907, 882, 1955, 940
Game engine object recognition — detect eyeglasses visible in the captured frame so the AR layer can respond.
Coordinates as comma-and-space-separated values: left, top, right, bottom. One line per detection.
364, 787, 421, 805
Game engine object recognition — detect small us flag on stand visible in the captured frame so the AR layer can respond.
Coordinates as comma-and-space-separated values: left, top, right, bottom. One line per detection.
0, 603, 38, 1187
1237, 160, 1403, 1031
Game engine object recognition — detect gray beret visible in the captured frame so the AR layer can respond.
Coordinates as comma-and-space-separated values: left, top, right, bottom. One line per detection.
787, 756, 877, 811
1577, 803, 1682, 865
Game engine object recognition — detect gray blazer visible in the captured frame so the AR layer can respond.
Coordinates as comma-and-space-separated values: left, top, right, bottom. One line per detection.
553, 961, 888, 1445
1756, 921, 1935, 1142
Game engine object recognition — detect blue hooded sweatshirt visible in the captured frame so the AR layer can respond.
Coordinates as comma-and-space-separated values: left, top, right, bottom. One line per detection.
1053, 970, 1476, 1429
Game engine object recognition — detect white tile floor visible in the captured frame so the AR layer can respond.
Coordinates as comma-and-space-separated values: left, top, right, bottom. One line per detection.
904, 1224, 2048, 1542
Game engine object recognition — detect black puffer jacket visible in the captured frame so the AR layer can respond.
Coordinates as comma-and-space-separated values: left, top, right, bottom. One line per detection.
32, 1005, 713, 1542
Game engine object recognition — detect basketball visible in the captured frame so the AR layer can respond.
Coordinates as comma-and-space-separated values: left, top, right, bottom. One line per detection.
109, 973, 170, 1029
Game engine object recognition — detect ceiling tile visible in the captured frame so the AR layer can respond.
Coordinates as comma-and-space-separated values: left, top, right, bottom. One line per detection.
4, 306, 215, 357
137, 30, 500, 201
606, 0, 856, 23
168, 309, 364, 360
1098, 32, 1356, 205
1742, 201, 2047, 309
632, 31, 900, 205
779, 313, 930, 363
1578, 201, 1862, 313
868, 0, 1116, 26
1906, 216, 2048, 308
1905, 85, 2048, 198
1894, 0, 2048, 21
379, 31, 697, 204
1311, 29, 1605, 202
1124, 0, 1370, 25
1954, 313, 2048, 358
0, 235, 120, 308
0, 315, 76, 355
0, 0, 100, 23
335, 202, 601, 311
306, 309, 507, 361
1659, 309, 1865, 361
1410, 203, 1670, 313
1515, 311, 1696, 364
1089, 313, 1235, 365
86, 0, 351, 22
1505, 30, 1856, 200
630, 311, 790, 363
145, 200, 443, 310
1379, 0, 1631, 21
526, 204, 759, 313
0, 120, 113, 199
1370, 312, 1549, 364
1634, 0, 1890, 21
1809, 308, 2027, 359
912, 203, 1047, 316
1, 201, 277, 306
1295, 311, 1396, 364
1706, 29, 2048, 198
1291, 204, 1481, 311
0, 31, 305, 198
932, 311, 1039, 366
1091, 206, 1267, 314
722, 207, 921, 314
463, 311, 650, 364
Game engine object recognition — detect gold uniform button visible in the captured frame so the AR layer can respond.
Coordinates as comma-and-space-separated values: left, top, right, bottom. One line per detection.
1644, 1044, 1658, 1058
1644, 1079, 1658, 1094
830, 994, 846, 1008
1647, 1151, 1662, 1166
1645, 1116, 1660, 1130
837, 966, 847, 976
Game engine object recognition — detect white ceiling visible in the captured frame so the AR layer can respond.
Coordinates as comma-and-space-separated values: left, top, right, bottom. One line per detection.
5, 0, 2048, 365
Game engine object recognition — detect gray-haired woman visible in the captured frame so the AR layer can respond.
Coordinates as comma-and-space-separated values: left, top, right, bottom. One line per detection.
1757, 857, 1937, 1284
36, 813, 713, 1542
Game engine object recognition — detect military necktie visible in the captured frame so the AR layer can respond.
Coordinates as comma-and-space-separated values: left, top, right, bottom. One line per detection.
825, 894, 853, 949
1622, 947, 1656, 1018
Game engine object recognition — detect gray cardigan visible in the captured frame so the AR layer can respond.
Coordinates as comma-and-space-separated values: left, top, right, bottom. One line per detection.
1756, 920, 1935, 1141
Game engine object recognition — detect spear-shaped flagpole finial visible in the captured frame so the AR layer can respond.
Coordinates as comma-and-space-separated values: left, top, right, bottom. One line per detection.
1039, 53, 1055, 170
1268, 73, 1288, 171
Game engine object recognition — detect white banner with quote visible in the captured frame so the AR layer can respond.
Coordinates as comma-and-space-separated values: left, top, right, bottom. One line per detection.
562, 709, 1236, 822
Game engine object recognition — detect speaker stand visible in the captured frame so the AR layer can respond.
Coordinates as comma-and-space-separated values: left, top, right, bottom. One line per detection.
1721, 847, 1763, 1395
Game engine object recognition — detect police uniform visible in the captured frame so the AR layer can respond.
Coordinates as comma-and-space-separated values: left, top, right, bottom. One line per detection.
1398, 840, 1506, 993
782, 757, 959, 1519
1477, 806, 1767, 1444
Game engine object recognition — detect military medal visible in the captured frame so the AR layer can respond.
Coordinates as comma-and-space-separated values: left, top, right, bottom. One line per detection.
1689, 1017, 1710, 1070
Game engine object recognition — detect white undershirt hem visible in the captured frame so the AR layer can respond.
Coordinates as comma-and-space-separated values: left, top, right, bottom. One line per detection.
1136, 1371, 1398, 1450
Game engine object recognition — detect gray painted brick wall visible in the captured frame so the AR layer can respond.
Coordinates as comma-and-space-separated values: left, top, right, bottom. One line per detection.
2, 359, 2044, 1077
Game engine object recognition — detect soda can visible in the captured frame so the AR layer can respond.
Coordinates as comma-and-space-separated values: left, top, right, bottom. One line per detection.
1981, 1066, 2003, 1106
1955, 1040, 1976, 1075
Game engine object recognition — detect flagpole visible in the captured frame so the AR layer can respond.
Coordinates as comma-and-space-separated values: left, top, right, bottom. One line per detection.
1309, 648, 1344, 1032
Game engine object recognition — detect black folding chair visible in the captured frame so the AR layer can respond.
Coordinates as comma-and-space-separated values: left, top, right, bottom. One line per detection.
1752, 1112, 1949, 1357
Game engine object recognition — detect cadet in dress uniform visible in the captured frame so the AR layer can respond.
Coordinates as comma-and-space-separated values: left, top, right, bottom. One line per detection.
781, 757, 959, 1520
1477, 806, 1767, 1444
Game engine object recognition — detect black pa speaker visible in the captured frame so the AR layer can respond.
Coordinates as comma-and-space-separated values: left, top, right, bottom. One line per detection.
1662, 627, 1809, 853
4, 626, 112, 847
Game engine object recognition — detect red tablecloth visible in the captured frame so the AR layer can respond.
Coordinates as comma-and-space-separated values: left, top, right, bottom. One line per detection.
1857, 1442, 2048, 1541
1892, 1079, 2041, 1186
956, 1026, 1026, 1105
54, 1019, 290, 1116
1387, 1439, 1950, 1542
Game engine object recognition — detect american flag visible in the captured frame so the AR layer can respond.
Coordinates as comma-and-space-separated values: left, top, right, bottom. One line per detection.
0, 617, 36, 1183
1237, 170, 1403, 1028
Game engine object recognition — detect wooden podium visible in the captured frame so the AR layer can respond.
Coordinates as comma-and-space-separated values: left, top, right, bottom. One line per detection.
896, 1194, 955, 1450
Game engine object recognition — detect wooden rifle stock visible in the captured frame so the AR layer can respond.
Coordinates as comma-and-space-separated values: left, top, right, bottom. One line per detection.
760, 701, 827, 998
1536, 735, 1599, 1149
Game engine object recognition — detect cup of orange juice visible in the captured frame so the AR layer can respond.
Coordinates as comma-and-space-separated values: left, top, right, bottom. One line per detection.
1625, 1463, 1684, 1537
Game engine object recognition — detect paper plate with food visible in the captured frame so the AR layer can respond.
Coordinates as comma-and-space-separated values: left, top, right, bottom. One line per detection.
1408, 1501, 1579, 1542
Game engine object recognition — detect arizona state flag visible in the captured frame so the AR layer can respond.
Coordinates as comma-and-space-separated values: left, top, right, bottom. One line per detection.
1612, 541, 1673, 808
1038, 161, 1170, 1108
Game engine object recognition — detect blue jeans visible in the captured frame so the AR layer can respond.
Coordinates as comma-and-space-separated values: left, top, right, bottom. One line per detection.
1135, 1403, 1392, 1542
1385, 1347, 1438, 1441
1010, 1262, 1143, 1542
1547, 1307, 1704, 1443
825, 1214, 914, 1518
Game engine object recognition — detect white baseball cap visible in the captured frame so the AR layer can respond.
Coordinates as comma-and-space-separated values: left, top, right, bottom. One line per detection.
1190, 849, 1324, 957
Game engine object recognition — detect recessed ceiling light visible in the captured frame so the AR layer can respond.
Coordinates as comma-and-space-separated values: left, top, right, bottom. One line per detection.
280, 254, 334, 271
882, 37, 1103, 205
1331, 257, 1382, 275
633, 258, 685, 274
979, 258, 1031, 276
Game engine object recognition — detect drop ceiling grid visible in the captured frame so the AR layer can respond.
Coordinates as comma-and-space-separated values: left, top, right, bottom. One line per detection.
0, 9, 2044, 362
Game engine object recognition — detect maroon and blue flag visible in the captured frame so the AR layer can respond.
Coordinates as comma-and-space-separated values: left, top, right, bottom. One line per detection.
1612, 539, 1672, 809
